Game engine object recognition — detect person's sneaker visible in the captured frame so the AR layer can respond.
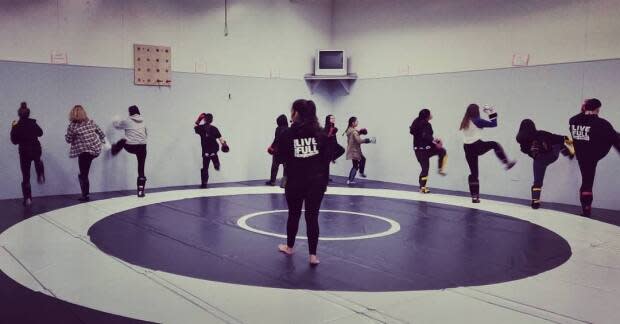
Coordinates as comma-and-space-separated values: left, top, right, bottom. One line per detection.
504, 160, 517, 170
438, 170, 447, 176
359, 173, 367, 178
419, 187, 431, 194
200, 184, 207, 189
531, 201, 541, 209
78, 196, 90, 202
265, 181, 275, 186
346, 180, 356, 185
472, 197, 481, 203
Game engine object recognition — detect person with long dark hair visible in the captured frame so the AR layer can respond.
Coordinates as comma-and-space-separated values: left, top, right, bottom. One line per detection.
569, 98, 619, 216
516, 119, 575, 209
324, 114, 345, 181
111, 105, 148, 197
195, 113, 229, 188
459, 104, 516, 203
276, 99, 329, 266
65, 105, 106, 202
345, 117, 373, 185
266, 114, 289, 187
10, 102, 45, 206
410, 108, 447, 193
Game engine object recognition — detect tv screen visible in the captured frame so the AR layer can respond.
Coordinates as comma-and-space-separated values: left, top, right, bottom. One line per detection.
319, 51, 344, 69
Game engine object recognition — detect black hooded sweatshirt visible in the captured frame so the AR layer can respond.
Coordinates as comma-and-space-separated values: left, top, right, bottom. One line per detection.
410, 119, 434, 149
10, 118, 43, 156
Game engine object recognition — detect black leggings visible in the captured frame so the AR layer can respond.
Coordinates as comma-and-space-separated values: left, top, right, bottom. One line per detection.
78, 153, 96, 178
285, 185, 326, 255
463, 140, 508, 197
577, 158, 599, 208
115, 139, 147, 177
415, 147, 447, 187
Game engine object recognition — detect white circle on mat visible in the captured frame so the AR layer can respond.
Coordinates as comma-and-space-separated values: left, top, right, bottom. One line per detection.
236, 209, 401, 240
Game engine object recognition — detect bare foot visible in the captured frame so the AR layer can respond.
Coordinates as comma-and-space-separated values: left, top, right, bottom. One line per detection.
309, 255, 320, 265
278, 244, 293, 255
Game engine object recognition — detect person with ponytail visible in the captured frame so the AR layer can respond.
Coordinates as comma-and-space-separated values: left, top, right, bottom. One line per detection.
516, 119, 575, 209
459, 104, 516, 203
111, 105, 148, 197
276, 99, 329, 266
324, 114, 345, 180
345, 116, 373, 185
65, 105, 107, 202
194, 112, 228, 188
10, 102, 45, 206
410, 108, 447, 193
266, 114, 289, 187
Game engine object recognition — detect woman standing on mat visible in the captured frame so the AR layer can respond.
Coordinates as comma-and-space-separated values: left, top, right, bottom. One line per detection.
459, 104, 516, 203
266, 114, 289, 187
410, 108, 447, 193
516, 119, 575, 209
65, 105, 106, 202
345, 117, 373, 185
10, 102, 45, 206
194, 113, 229, 188
324, 114, 345, 181
276, 99, 329, 266
111, 105, 148, 197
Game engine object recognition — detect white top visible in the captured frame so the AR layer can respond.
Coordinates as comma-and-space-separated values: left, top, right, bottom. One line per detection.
462, 120, 482, 144
113, 115, 147, 145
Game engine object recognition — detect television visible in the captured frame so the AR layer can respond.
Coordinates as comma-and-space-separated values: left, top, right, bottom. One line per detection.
315, 50, 347, 76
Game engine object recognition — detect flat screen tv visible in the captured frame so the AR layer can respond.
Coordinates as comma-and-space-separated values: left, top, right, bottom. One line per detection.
315, 50, 347, 76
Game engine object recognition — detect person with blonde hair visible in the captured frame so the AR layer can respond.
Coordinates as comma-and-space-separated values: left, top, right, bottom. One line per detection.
10, 102, 45, 206
65, 105, 106, 201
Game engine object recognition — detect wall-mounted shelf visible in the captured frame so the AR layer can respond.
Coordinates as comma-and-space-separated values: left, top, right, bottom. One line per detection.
304, 73, 358, 95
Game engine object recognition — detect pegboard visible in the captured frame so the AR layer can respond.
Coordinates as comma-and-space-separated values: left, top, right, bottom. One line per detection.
134, 44, 172, 86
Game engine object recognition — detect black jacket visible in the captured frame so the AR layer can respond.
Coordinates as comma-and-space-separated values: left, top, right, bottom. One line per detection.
194, 124, 222, 154
410, 120, 434, 149
10, 118, 43, 156
569, 113, 618, 161
518, 130, 564, 159
277, 122, 329, 191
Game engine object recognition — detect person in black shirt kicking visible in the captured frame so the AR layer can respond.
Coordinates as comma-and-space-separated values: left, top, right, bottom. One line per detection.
569, 98, 619, 216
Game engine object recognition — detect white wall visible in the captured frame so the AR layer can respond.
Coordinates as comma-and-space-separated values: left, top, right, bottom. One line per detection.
332, 0, 620, 77
0, 0, 332, 78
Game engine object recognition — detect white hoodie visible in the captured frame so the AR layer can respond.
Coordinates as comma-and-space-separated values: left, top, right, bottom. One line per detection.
113, 114, 147, 145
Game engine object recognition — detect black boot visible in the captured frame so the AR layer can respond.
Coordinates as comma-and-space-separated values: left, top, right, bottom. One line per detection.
78, 174, 90, 202
531, 186, 542, 209
137, 177, 147, 198
580, 191, 593, 217
21, 182, 32, 206
200, 169, 208, 189
468, 175, 480, 203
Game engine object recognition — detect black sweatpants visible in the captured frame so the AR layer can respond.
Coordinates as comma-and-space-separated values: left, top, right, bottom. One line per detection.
201, 153, 220, 185
19, 150, 43, 186
415, 146, 447, 187
269, 156, 285, 183
285, 184, 326, 255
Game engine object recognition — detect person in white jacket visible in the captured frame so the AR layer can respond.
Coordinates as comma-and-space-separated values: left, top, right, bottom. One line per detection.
111, 105, 148, 197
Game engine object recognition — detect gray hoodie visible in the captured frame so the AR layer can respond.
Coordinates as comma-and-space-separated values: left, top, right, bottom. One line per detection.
113, 114, 147, 145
